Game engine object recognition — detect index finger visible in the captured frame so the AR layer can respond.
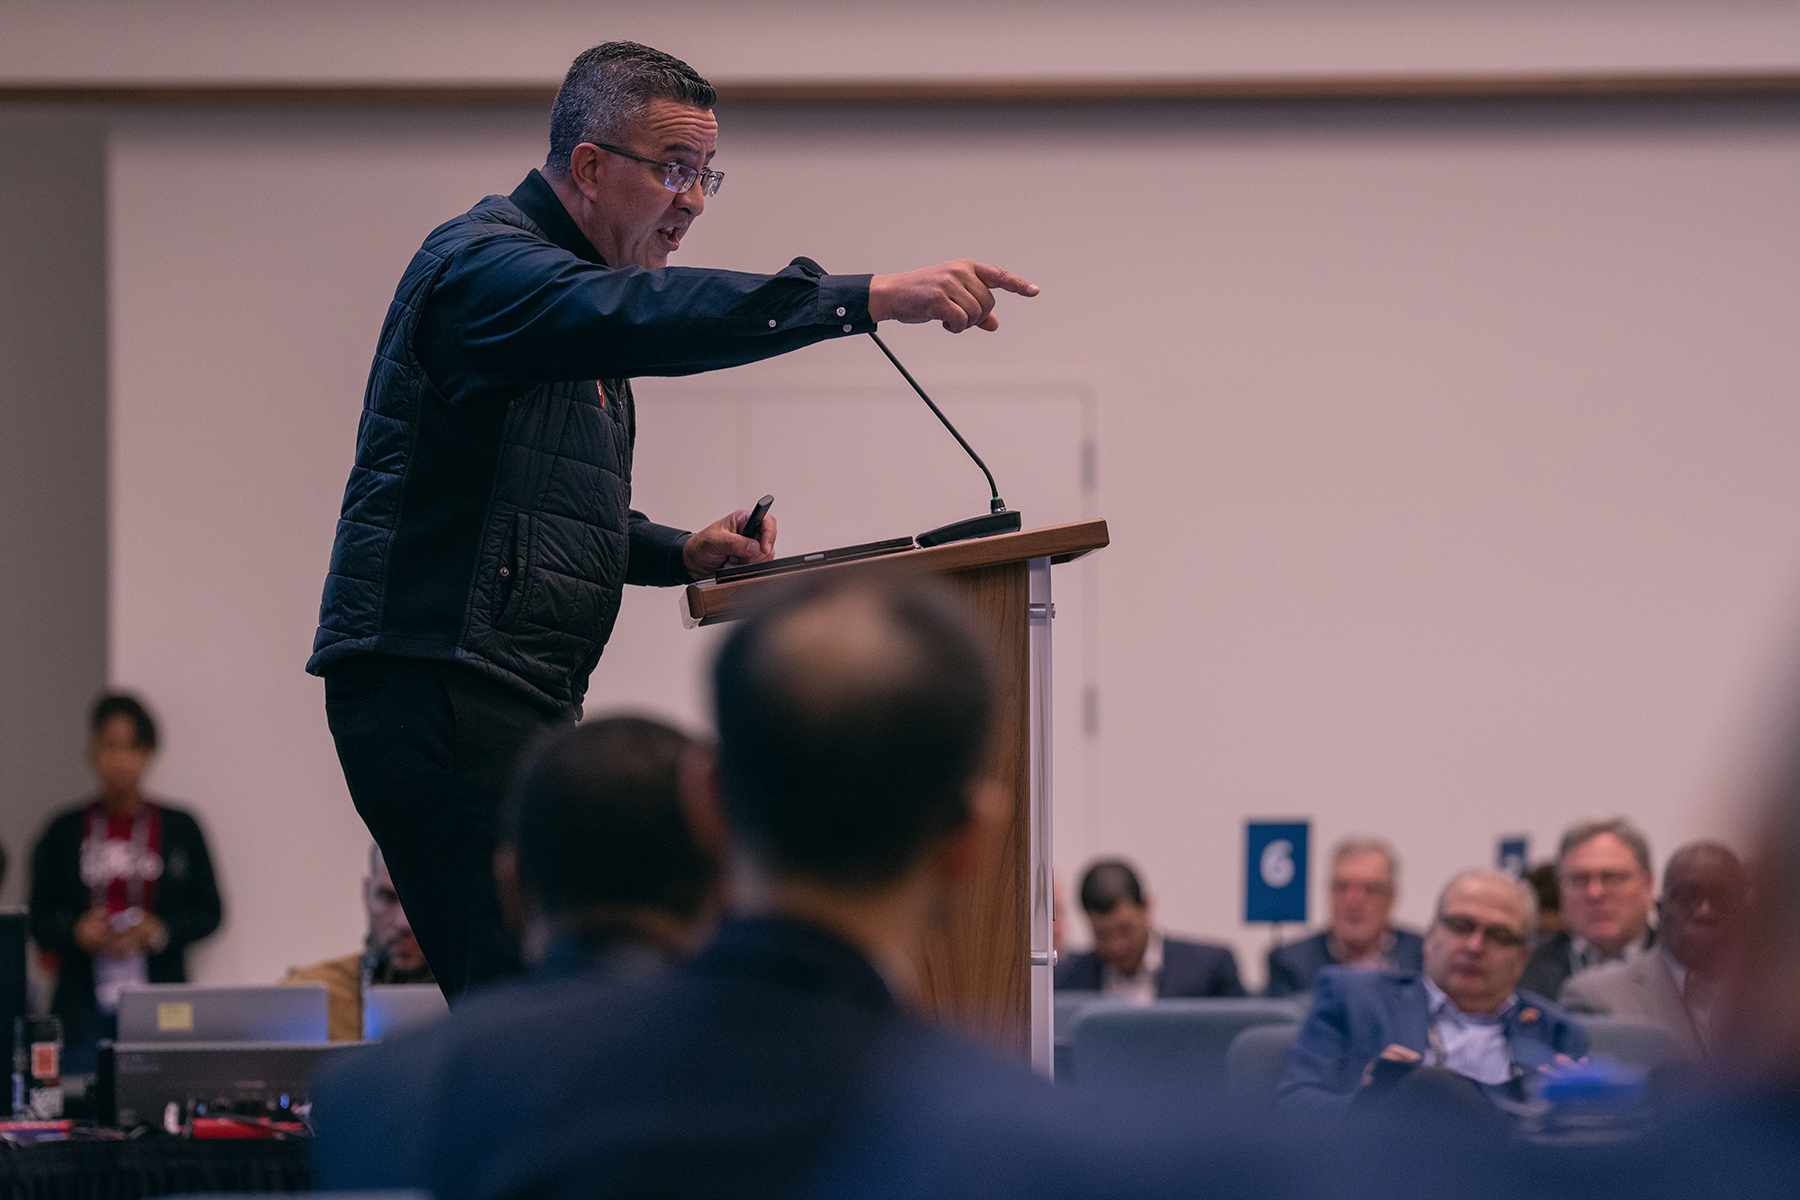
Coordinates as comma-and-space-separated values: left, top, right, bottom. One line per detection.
972, 262, 1040, 297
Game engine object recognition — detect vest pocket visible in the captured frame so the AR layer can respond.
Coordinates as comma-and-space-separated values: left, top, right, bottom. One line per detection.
495, 512, 533, 627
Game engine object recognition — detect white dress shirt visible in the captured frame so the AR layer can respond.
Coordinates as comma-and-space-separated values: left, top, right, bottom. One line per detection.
1101, 930, 1163, 1006
1422, 977, 1518, 1085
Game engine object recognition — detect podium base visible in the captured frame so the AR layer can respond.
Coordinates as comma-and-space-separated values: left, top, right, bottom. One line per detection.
916, 509, 1023, 548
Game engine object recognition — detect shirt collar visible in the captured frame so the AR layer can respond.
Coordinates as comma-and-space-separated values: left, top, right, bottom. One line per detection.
692, 916, 897, 1014
509, 168, 606, 265
537, 928, 671, 982
1327, 927, 1396, 967
1141, 929, 1164, 977
1423, 975, 1519, 1023
1570, 926, 1655, 972
1099, 929, 1163, 985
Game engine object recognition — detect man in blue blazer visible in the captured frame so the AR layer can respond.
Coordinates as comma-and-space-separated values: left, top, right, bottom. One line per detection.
1055, 860, 1245, 998
1266, 838, 1424, 997
1277, 868, 1587, 1122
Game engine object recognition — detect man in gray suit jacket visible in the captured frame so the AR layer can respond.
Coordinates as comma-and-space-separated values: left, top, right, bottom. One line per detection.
1559, 842, 1747, 1059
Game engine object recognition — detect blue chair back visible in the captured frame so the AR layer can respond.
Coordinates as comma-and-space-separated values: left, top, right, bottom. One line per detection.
1225, 1021, 1301, 1111
1067, 998, 1302, 1099
1580, 1016, 1693, 1069
1053, 990, 1104, 1043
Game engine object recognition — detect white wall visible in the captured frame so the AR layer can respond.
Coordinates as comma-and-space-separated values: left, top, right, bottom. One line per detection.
0, 0, 1791, 990
3, 0, 1800, 83
102, 93, 1800, 990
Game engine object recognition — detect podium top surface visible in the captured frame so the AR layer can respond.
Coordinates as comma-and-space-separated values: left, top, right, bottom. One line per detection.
684, 518, 1108, 626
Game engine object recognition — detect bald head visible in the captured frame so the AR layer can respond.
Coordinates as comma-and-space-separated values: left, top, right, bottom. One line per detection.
1424, 869, 1537, 1014
713, 574, 994, 887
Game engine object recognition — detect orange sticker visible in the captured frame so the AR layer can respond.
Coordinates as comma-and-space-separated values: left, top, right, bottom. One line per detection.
31, 1042, 58, 1080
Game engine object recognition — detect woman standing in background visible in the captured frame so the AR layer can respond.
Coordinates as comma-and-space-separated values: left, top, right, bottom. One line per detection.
28, 694, 222, 1073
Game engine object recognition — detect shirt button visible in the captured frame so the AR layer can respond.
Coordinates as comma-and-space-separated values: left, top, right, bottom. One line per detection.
836, 307, 846, 317
843, 324, 852, 332
768, 319, 777, 328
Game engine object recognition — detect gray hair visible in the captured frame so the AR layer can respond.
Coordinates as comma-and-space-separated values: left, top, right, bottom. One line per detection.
1557, 818, 1653, 878
1332, 837, 1399, 886
1434, 868, 1538, 940
545, 42, 717, 178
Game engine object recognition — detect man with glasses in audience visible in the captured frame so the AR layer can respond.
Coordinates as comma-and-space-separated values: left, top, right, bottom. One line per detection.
1266, 837, 1423, 997
1276, 868, 1586, 1122
1519, 818, 1657, 1003
1561, 842, 1746, 1059
306, 41, 1038, 1000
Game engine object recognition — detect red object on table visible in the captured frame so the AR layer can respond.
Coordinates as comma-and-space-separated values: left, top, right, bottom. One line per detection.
191, 1117, 305, 1140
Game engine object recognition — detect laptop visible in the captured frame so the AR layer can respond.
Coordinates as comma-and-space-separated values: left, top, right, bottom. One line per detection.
115, 984, 330, 1044
102, 1039, 371, 1129
361, 983, 448, 1040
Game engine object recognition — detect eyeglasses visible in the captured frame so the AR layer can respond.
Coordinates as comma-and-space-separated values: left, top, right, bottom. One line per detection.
1331, 880, 1394, 898
1436, 912, 1528, 949
1562, 870, 1641, 893
1664, 884, 1744, 914
595, 143, 724, 197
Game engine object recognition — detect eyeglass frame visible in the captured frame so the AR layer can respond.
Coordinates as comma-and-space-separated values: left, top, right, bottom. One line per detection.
592, 143, 724, 198
1560, 869, 1644, 894
1434, 911, 1530, 950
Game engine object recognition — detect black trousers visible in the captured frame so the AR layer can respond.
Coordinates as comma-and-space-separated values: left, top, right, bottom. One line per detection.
323, 655, 569, 999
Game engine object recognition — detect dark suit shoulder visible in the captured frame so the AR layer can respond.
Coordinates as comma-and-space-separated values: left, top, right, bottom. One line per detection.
1158, 938, 1245, 998
1052, 950, 1102, 991
1518, 931, 1572, 998
1315, 966, 1424, 1003
1162, 936, 1236, 959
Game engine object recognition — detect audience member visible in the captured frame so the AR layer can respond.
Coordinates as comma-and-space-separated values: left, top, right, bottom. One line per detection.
318, 577, 1288, 1200
1560, 842, 1745, 1059
27, 694, 222, 1073
1526, 861, 1565, 937
1266, 837, 1423, 997
1055, 860, 1245, 1000
1276, 868, 1586, 1122
1519, 818, 1657, 1001
284, 845, 434, 1040
312, 715, 721, 1192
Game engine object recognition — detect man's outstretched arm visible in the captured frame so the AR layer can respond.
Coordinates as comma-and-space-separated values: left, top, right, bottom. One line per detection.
869, 260, 1040, 333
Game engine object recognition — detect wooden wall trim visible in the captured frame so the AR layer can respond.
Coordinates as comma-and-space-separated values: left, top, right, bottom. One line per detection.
2, 72, 1799, 110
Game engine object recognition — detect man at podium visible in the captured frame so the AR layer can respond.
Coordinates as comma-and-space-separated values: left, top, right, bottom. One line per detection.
304, 40, 1038, 1000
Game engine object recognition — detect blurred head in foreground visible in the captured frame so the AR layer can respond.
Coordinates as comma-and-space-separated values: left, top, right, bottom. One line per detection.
701, 572, 1000, 990
498, 715, 721, 964
1724, 700, 1800, 1084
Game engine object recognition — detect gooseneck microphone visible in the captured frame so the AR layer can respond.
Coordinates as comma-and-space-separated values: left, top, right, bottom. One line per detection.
787, 256, 1023, 546
866, 332, 1022, 546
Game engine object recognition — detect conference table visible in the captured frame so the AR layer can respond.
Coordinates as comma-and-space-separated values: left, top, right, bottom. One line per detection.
0, 1135, 308, 1198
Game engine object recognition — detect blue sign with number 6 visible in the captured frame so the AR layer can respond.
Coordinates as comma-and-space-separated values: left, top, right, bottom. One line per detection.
1246, 821, 1309, 923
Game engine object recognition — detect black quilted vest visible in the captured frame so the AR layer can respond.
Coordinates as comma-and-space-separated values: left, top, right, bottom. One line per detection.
307, 195, 645, 713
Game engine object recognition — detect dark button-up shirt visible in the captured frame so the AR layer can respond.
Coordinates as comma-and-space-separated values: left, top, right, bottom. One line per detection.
416, 169, 876, 407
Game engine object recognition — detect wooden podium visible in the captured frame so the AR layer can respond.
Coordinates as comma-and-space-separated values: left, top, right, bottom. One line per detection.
684, 519, 1108, 1070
